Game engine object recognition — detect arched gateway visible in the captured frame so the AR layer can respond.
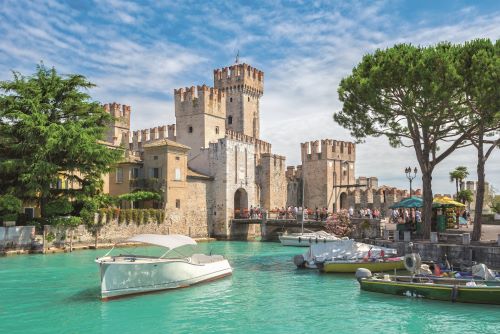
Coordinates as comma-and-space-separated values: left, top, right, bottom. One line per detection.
339, 192, 348, 210
234, 188, 248, 218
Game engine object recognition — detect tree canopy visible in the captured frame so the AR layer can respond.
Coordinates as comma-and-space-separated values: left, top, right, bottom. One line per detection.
0, 64, 123, 218
334, 42, 479, 238
456, 39, 500, 240
449, 166, 469, 196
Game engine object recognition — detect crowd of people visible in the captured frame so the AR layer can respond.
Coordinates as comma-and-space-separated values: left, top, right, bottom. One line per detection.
235, 206, 386, 222
348, 207, 382, 219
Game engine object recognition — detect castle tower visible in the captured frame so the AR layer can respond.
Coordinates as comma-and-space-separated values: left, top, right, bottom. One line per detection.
300, 139, 356, 211
104, 103, 131, 147
213, 63, 264, 139
174, 85, 226, 159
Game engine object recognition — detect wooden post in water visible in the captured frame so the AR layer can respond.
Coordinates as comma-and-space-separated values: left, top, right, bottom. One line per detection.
42, 225, 47, 254
69, 228, 74, 252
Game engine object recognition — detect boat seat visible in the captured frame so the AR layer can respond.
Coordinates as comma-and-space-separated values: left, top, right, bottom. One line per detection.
191, 253, 224, 264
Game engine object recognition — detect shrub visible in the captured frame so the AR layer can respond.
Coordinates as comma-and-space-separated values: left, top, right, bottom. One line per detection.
45, 199, 73, 217
143, 209, 150, 224
0, 195, 22, 220
125, 210, 132, 225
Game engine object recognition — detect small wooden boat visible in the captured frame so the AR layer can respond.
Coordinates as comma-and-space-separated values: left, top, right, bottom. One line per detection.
355, 270, 500, 305
318, 257, 405, 273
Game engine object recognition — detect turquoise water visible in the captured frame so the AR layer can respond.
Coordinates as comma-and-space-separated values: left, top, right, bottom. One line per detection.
1, 242, 499, 334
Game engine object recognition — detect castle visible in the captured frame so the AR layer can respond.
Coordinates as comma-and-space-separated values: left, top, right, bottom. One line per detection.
104, 62, 287, 238
102, 61, 420, 239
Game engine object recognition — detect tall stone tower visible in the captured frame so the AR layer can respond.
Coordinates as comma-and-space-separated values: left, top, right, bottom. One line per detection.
104, 103, 131, 147
174, 85, 226, 159
213, 63, 264, 139
300, 140, 356, 211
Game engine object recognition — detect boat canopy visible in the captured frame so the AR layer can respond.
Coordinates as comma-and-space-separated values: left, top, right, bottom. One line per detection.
126, 234, 197, 250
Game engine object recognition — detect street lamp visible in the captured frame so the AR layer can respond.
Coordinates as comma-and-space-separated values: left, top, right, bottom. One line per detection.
405, 167, 418, 197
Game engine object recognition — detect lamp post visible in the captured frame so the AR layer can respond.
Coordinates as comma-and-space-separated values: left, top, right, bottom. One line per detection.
405, 167, 418, 197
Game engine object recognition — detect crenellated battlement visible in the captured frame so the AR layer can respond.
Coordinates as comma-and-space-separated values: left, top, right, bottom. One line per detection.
104, 102, 131, 128
174, 85, 226, 118
131, 124, 176, 152
300, 139, 356, 162
213, 63, 264, 97
104, 102, 131, 146
225, 129, 271, 153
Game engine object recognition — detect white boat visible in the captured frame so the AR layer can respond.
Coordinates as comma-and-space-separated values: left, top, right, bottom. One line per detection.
293, 239, 398, 269
95, 234, 232, 300
279, 230, 342, 247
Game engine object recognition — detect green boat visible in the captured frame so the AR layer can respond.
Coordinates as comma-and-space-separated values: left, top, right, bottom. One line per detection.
356, 272, 500, 305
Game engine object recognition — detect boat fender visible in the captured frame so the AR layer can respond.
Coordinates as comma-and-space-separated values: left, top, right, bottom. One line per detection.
404, 253, 421, 273
293, 254, 306, 268
451, 285, 458, 303
315, 238, 318, 244
298, 237, 302, 243
355, 268, 372, 282
323, 238, 326, 243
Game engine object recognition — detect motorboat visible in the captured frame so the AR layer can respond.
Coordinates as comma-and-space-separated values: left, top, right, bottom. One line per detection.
300, 239, 401, 272
95, 234, 232, 300
279, 230, 341, 247
355, 268, 500, 305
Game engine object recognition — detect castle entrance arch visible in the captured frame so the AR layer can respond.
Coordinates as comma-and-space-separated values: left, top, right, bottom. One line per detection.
339, 192, 348, 210
234, 188, 248, 219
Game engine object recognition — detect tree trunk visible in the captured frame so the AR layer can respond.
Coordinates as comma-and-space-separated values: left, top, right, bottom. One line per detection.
421, 170, 433, 239
472, 133, 485, 242
455, 179, 459, 199
40, 196, 48, 218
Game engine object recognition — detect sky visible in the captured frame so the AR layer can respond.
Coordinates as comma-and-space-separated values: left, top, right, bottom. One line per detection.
0, 0, 499, 194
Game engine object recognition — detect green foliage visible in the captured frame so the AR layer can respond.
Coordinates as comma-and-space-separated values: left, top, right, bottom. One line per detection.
157, 210, 164, 224
118, 191, 161, 202
449, 166, 469, 183
132, 209, 139, 224
0, 194, 22, 219
46, 232, 55, 243
143, 209, 150, 223
49, 216, 82, 227
0, 64, 123, 215
45, 199, 73, 217
118, 210, 125, 224
457, 189, 474, 204
450, 166, 469, 196
490, 196, 500, 214
333, 40, 499, 238
124, 209, 132, 225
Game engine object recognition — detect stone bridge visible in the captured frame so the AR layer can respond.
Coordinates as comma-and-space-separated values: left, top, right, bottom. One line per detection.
229, 214, 383, 241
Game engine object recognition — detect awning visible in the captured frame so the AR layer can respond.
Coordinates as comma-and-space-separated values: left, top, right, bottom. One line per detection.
389, 196, 423, 209
126, 234, 197, 249
433, 196, 466, 208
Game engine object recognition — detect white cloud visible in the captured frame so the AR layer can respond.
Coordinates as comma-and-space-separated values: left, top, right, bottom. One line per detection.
1, 0, 499, 195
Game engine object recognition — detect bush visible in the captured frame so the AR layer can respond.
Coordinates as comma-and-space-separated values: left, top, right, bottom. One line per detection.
125, 210, 132, 225
143, 209, 150, 224
45, 199, 73, 217
0, 194, 22, 220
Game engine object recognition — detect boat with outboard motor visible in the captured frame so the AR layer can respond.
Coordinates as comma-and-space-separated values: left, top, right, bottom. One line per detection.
279, 230, 342, 247
95, 234, 232, 300
294, 239, 400, 270
355, 268, 500, 305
